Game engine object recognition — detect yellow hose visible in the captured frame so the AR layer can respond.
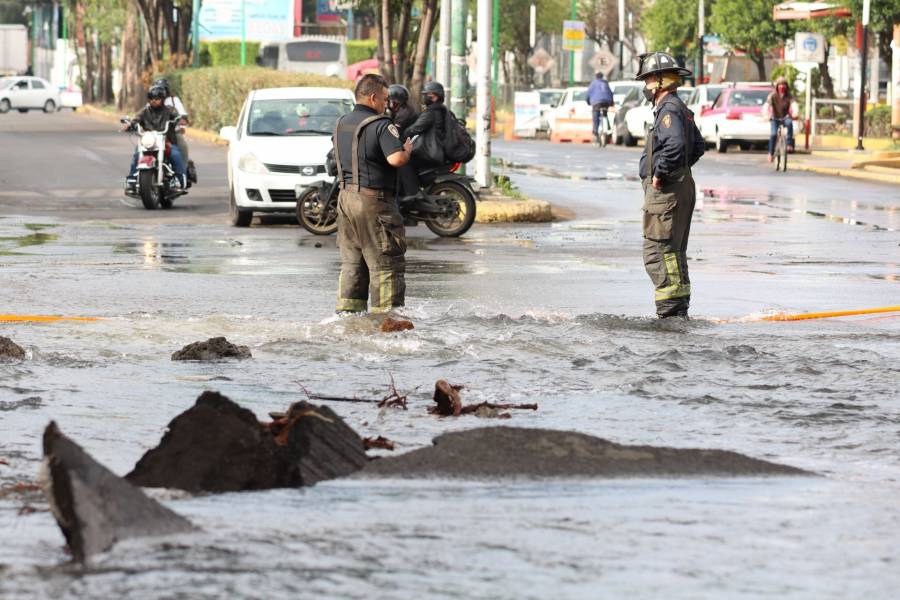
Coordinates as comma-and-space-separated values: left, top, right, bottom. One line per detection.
0, 314, 101, 323
757, 305, 900, 322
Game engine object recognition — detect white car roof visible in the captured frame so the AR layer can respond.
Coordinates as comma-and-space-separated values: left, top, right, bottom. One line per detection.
250, 87, 354, 101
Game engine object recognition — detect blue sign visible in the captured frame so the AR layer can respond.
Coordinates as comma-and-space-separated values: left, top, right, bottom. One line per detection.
200, 0, 293, 41
802, 37, 818, 52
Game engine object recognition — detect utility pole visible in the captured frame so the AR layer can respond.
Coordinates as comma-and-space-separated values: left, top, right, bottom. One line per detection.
61, 5, 67, 85
240, 0, 247, 66
450, 0, 468, 120
855, 0, 870, 150
568, 0, 576, 85
437, 0, 451, 87
617, 0, 624, 77
475, 0, 492, 188
192, 0, 200, 67
491, 0, 499, 97
697, 0, 705, 84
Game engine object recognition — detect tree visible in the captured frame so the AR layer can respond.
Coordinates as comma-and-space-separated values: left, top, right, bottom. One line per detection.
641, 0, 703, 56
580, 0, 642, 53
496, 0, 568, 87
709, 0, 794, 80
368, 0, 439, 98
841, 0, 900, 69
807, 16, 849, 97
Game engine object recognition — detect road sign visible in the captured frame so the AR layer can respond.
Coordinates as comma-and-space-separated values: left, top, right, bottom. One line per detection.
589, 48, 616, 76
794, 32, 825, 63
562, 20, 585, 52
527, 47, 555, 74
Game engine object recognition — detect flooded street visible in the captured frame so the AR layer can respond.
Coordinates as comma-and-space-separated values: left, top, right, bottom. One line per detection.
2, 113, 899, 598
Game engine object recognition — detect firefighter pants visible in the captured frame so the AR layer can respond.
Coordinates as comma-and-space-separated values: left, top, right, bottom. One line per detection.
641, 170, 695, 317
336, 188, 406, 313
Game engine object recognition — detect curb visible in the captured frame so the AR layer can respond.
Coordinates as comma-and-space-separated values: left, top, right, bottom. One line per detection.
78, 104, 226, 146
78, 104, 120, 123
475, 198, 554, 223
791, 161, 900, 185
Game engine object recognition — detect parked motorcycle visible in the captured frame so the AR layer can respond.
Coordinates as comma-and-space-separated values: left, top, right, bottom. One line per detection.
295, 163, 478, 237
121, 115, 190, 210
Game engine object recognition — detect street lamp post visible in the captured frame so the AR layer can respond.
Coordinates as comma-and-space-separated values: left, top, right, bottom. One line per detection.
568, 0, 576, 85
855, 0, 870, 150
617, 0, 624, 77
192, 0, 200, 68
697, 0, 705, 84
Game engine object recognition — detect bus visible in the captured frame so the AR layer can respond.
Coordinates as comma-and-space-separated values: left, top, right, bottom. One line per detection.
257, 37, 346, 78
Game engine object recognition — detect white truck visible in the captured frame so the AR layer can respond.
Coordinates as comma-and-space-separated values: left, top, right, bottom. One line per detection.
0, 24, 28, 76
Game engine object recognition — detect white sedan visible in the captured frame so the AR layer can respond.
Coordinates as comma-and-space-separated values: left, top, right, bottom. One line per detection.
623, 88, 695, 144
546, 81, 643, 139
219, 86, 354, 227
0, 76, 61, 113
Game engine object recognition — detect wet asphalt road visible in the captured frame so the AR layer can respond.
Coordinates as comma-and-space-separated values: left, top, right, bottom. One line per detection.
2, 110, 900, 599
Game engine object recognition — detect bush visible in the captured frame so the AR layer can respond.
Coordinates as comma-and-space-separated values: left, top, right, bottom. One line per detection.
865, 105, 891, 138
170, 66, 353, 132
346, 40, 377, 65
199, 40, 263, 67
770, 63, 800, 97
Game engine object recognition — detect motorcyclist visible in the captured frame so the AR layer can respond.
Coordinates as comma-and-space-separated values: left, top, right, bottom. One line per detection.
388, 84, 418, 138
154, 78, 195, 184
586, 72, 614, 143
123, 86, 187, 189
400, 81, 449, 201
766, 76, 796, 162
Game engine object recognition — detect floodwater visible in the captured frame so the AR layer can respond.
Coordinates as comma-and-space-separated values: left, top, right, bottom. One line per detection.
2, 138, 900, 598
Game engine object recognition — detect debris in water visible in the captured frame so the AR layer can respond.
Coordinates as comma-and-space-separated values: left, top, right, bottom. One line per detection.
0, 336, 26, 361
42, 421, 194, 563
127, 391, 367, 492
364, 436, 396, 451
378, 316, 415, 333
294, 376, 410, 410
430, 381, 536, 418
171, 337, 251, 361
377, 374, 409, 409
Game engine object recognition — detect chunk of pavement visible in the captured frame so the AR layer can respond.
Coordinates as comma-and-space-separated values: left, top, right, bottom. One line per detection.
126, 392, 367, 493
378, 317, 414, 333
361, 427, 812, 479
431, 379, 462, 416
0, 336, 26, 361
171, 337, 251, 361
42, 421, 194, 563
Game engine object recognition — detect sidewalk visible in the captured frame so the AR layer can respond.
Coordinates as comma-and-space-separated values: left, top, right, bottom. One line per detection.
790, 148, 900, 185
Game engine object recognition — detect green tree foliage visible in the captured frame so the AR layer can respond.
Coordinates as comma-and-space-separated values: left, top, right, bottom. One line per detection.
841, 0, 900, 64
709, 0, 794, 80
642, 0, 703, 55
497, 0, 568, 83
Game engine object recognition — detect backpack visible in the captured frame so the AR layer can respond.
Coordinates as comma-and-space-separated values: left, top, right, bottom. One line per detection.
443, 110, 476, 164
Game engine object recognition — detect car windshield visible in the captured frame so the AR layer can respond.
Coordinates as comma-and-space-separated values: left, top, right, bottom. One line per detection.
247, 98, 354, 136
539, 91, 563, 106
571, 90, 587, 103
728, 89, 769, 107
677, 89, 694, 102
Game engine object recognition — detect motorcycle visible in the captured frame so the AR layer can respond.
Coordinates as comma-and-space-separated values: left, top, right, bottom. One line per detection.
295, 163, 478, 237
121, 115, 192, 210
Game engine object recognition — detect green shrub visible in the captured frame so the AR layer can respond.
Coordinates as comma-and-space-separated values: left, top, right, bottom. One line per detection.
864, 105, 891, 138
346, 40, 377, 65
770, 63, 800, 97
171, 66, 353, 132
198, 40, 263, 67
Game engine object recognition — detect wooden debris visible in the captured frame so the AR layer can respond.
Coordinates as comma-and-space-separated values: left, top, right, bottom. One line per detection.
430, 379, 463, 416
363, 436, 396, 451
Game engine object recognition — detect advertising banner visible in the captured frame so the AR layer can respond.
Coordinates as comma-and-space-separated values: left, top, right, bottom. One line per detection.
562, 20, 585, 52
199, 0, 294, 41
513, 91, 541, 137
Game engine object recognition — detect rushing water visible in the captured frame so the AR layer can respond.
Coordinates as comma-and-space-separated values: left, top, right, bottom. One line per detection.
2, 153, 900, 597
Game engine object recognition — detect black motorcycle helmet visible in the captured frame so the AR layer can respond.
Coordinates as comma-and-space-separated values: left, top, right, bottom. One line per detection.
422, 81, 445, 102
147, 86, 167, 101
634, 52, 692, 81
388, 84, 409, 105
153, 78, 171, 96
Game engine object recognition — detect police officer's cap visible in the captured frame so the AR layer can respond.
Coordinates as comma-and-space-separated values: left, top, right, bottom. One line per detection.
422, 81, 445, 101
388, 84, 409, 104
635, 52, 692, 81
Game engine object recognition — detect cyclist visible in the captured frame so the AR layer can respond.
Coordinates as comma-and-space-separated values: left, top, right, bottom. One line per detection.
766, 76, 796, 163
586, 72, 614, 144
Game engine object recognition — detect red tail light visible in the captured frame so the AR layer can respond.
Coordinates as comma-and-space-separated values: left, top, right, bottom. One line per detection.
450, 162, 461, 173
726, 111, 742, 120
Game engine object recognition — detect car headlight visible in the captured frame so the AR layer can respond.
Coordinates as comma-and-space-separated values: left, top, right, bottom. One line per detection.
238, 152, 269, 174
140, 132, 157, 150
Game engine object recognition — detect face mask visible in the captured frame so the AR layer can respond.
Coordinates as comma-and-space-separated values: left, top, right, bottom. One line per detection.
642, 87, 656, 104
423, 94, 435, 107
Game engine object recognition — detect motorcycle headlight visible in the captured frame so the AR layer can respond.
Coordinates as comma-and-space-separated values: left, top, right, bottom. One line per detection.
238, 152, 269, 174
140, 132, 157, 150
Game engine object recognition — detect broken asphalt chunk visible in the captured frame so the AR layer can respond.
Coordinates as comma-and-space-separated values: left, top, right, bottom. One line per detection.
42, 421, 194, 563
171, 337, 251, 361
0, 336, 26, 361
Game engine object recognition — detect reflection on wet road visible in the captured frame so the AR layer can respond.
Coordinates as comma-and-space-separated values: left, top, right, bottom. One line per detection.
1, 116, 899, 598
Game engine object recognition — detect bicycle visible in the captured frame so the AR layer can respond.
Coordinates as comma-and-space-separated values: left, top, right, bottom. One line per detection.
593, 107, 611, 148
772, 119, 788, 172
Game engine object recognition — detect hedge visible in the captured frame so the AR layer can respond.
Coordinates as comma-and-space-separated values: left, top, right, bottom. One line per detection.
346, 39, 378, 65
199, 40, 263, 67
159, 67, 353, 132
865, 105, 891, 138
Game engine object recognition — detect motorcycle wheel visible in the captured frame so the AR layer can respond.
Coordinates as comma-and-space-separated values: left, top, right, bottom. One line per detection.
138, 170, 159, 209
159, 191, 173, 209
296, 185, 338, 235
424, 181, 477, 238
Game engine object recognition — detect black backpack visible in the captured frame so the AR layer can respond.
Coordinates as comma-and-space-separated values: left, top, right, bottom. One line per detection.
443, 109, 476, 164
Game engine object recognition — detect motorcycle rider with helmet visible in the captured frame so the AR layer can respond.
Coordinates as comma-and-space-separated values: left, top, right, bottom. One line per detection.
399, 81, 449, 201
154, 77, 196, 184
388, 84, 418, 138
123, 85, 188, 190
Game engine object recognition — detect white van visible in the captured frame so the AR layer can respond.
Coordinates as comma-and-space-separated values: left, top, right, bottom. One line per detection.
257, 37, 346, 78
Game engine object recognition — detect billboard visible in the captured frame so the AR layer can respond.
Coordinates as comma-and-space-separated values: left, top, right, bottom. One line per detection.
199, 0, 294, 41
562, 20, 585, 52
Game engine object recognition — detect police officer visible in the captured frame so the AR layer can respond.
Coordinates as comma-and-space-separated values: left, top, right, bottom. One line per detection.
333, 73, 413, 314
636, 52, 705, 318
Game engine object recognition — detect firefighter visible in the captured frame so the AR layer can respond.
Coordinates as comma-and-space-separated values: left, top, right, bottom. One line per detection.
635, 52, 705, 318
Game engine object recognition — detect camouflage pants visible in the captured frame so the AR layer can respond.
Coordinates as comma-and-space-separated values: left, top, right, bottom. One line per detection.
335, 188, 406, 313
641, 170, 695, 317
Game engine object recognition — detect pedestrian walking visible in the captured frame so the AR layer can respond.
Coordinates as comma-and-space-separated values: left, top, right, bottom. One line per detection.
635, 52, 705, 318
332, 74, 413, 314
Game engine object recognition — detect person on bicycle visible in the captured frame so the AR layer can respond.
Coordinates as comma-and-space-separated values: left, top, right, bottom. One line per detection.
586, 72, 614, 144
766, 76, 795, 162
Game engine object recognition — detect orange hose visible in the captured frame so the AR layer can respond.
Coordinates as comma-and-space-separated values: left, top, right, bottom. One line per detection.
757, 305, 900, 322
0, 314, 101, 323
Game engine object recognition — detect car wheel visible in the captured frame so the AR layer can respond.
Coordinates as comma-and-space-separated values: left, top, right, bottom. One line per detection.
0, 99, 10, 113
715, 130, 728, 153
624, 129, 637, 147
229, 188, 252, 227
43, 100, 56, 113
739, 142, 751, 151
17, 108, 28, 113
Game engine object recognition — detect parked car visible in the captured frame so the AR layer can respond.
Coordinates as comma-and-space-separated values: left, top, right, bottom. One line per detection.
547, 81, 642, 139
346, 58, 379, 82
58, 87, 83, 111
219, 86, 355, 227
610, 85, 644, 146
536, 87, 564, 132
621, 87, 695, 145
685, 83, 728, 116
697, 84, 773, 152
0, 76, 61, 113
